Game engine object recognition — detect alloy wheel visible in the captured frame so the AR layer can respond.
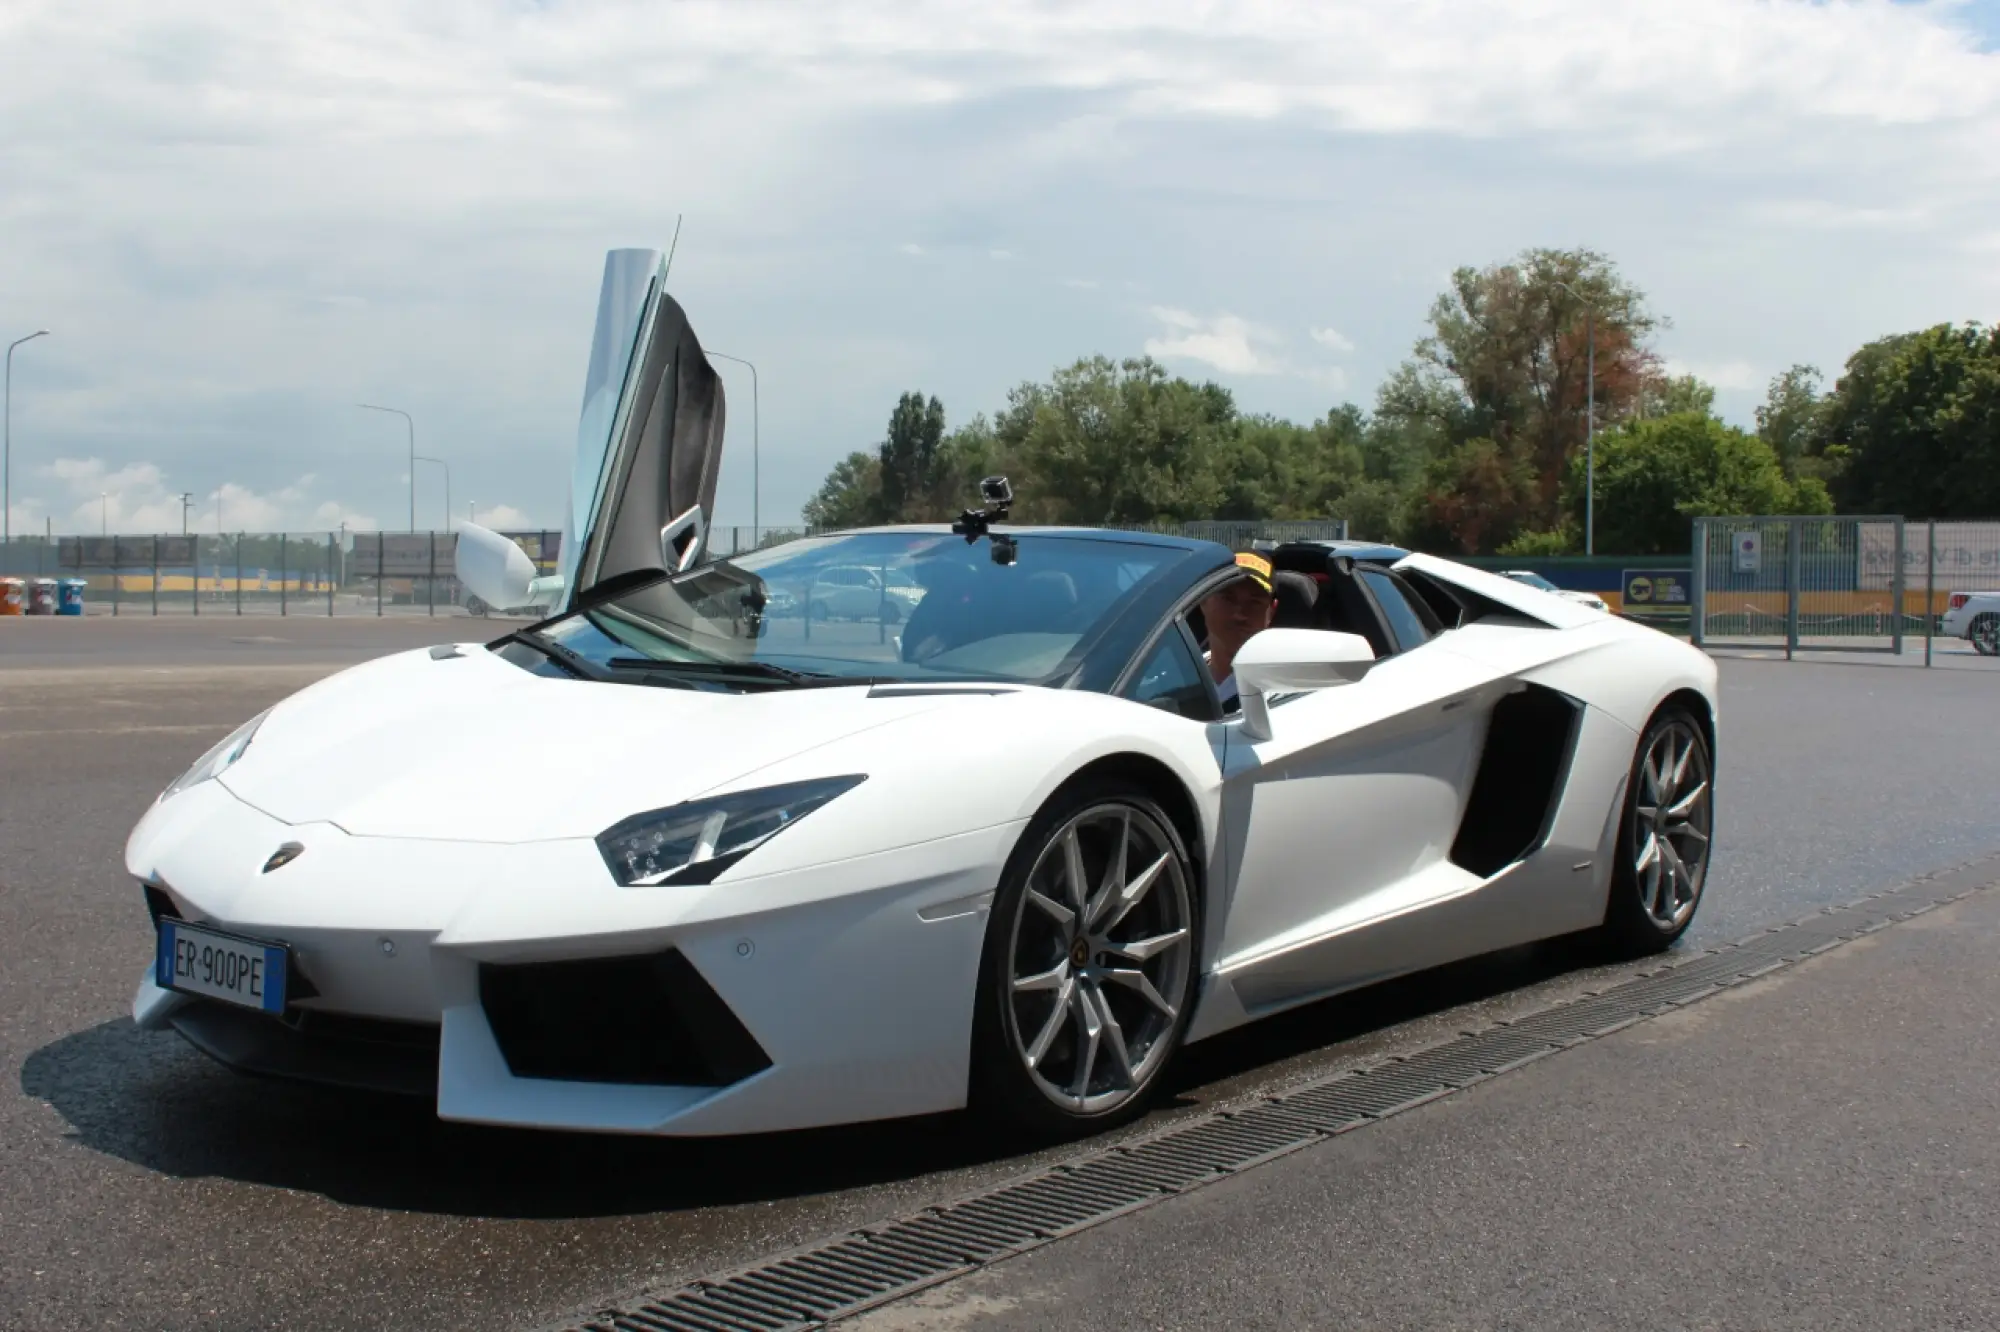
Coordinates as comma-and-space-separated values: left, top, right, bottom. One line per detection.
1972, 616, 1998, 656
1632, 720, 1712, 930
1004, 802, 1193, 1116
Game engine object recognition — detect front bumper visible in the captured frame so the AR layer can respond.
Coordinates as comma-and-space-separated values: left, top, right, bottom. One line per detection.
129, 779, 1021, 1135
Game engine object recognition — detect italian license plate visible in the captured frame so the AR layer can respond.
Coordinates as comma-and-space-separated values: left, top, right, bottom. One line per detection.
155, 919, 288, 1014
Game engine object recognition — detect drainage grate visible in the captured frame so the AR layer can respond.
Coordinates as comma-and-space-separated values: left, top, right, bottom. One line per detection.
561, 855, 2000, 1332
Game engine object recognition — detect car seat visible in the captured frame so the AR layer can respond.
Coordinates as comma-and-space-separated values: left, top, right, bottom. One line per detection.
1272, 570, 1319, 629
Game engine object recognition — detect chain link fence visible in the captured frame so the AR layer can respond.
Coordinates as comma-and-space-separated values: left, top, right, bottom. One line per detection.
1692, 516, 2000, 661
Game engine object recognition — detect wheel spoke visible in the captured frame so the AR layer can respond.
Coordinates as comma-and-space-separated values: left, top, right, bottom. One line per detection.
1661, 841, 1692, 909
1635, 829, 1659, 874
1062, 828, 1089, 915
1095, 852, 1171, 937
1673, 823, 1710, 848
1668, 734, 1694, 795
1013, 961, 1069, 994
1089, 983, 1136, 1087
1026, 888, 1075, 930
1084, 811, 1130, 930
1666, 781, 1707, 821
1644, 852, 1667, 918
1069, 982, 1103, 1102
1104, 967, 1177, 1020
1642, 749, 1664, 805
1106, 926, 1187, 964
1024, 976, 1074, 1068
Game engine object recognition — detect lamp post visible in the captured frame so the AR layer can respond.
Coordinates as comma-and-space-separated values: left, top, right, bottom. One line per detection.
359, 403, 417, 531
1551, 282, 1598, 556
179, 491, 194, 536
706, 351, 760, 533
5, 329, 51, 547
414, 455, 450, 532
100, 491, 108, 536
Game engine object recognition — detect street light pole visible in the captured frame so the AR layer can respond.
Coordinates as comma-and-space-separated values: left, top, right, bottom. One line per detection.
100, 491, 108, 536
1551, 282, 1598, 557
414, 455, 450, 532
5, 329, 52, 547
359, 403, 417, 532
706, 351, 760, 533
179, 491, 194, 535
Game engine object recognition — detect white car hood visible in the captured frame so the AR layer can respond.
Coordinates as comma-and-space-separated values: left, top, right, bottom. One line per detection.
216, 646, 949, 843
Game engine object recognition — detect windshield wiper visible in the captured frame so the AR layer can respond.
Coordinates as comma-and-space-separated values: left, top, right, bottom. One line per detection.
495, 630, 609, 681
605, 657, 876, 688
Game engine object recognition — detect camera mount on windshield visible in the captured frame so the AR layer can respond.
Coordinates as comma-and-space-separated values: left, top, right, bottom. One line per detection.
952, 476, 1018, 564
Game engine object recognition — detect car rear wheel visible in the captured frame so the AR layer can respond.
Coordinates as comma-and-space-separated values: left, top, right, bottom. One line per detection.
971, 781, 1199, 1140
1599, 707, 1713, 957
1971, 614, 1998, 656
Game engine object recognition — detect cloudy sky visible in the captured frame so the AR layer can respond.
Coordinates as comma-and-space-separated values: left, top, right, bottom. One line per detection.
2, 0, 1997, 537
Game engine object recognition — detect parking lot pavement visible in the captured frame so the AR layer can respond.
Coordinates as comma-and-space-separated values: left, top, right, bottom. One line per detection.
2, 630, 1998, 1332
854, 878, 2000, 1332
0, 613, 476, 669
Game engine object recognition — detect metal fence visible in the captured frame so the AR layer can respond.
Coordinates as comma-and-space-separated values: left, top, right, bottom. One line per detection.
1, 519, 1350, 618
1692, 516, 2000, 661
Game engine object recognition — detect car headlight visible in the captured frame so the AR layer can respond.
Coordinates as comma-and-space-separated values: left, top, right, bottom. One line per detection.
596, 775, 867, 886
162, 709, 271, 801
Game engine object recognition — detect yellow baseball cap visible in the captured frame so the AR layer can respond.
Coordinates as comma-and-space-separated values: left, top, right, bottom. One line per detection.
1232, 551, 1273, 593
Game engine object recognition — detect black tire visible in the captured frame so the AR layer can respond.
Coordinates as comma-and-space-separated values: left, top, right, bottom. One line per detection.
878, 602, 903, 626
1599, 706, 1714, 957
969, 778, 1201, 1142
1971, 614, 1999, 657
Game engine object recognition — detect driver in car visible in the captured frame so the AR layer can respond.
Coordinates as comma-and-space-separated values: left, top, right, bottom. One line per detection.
1202, 551, 1276, 712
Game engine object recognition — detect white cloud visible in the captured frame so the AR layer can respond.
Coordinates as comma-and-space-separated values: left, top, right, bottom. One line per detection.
5, 456, 520, 534
1310, 326, 1357, 354
1665, 359, 1765, 392
472, 503, 532, 530
1145, 308, 1287, 376
988, 248, 1014, 261
0, 0, 1995, 526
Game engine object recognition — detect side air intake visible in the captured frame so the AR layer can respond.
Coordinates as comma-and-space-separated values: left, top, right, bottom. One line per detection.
1450, 684, 1583, 877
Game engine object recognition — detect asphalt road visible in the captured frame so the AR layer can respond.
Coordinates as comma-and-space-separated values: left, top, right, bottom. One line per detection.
855, 879, 2000, 1332
2, 619, 1996, 1331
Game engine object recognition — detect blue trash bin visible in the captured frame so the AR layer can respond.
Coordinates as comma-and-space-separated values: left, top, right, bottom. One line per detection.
58, 578, 87, 615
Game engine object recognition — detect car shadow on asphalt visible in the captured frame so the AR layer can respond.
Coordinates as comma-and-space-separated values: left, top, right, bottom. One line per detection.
19, 931, 1622, 1221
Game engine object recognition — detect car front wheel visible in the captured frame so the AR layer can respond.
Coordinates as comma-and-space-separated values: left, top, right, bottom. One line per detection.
1971, 614, 1998, 656
971, 781, 1200, 1140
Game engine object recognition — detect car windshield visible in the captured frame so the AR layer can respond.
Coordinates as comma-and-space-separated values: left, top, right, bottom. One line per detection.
1506, 571, 1558, 591
533, 531, 1187, 688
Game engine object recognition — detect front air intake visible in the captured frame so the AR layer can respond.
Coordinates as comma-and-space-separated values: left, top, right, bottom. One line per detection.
478, 949, 772, 1086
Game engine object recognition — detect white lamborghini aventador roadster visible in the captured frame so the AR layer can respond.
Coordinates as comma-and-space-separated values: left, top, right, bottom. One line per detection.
127, 248, 1719, 1139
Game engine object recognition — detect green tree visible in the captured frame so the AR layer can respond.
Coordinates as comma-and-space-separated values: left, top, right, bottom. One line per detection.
993, 356, 1236, 524
877, 391, 947, 521
1378, 246, 1664, 539
1405, 437, 1539, 555
1754, 364, 1826, 479
1814, 323, 2000, 517
1642, 374, 1717, 419
801, 450, 882, 528
1571, 412, 1831, 556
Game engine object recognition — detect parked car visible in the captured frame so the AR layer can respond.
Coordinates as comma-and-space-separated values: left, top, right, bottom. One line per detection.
1940, 590, 2000, 655
808, 564, 924, 623
1499, 570, 1609, 614
126, 244, 1722, 1142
